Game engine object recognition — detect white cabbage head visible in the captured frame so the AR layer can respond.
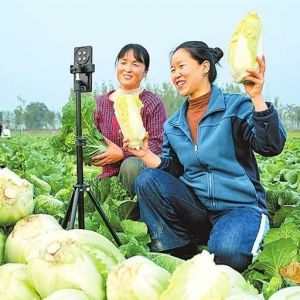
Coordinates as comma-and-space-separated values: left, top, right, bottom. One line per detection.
0, 168, 34, 225
160, 250, 229, 300
228, 12, 263, 83
106, 255, 171, 300
160, 250, 262, 300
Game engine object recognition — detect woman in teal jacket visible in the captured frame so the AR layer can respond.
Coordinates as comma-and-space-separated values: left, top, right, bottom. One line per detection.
124, 41, 286, 272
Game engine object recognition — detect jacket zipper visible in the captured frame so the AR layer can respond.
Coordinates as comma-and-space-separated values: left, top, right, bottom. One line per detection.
194, 144, 198, 153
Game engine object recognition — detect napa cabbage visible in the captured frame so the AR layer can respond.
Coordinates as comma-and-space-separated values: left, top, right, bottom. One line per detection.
26, 229, 125, 299
106, 255, 171, 300
160, 250, 263, 300
4, 214, 62, 264
0, 168, 34, 225
24, 173, 52, 197
228, 12, 263, 83
48, 95, 108, 165
26, 230, 105, 299
33, 195, 66, 219
114, 93, 146, 149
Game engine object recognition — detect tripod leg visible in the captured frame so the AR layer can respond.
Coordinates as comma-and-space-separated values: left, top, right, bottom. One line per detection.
61, 189, 75, 229
61, 188, 80, 230
86, 189, 121, 246
69, 188, 80, 229
77, 188, 85, 229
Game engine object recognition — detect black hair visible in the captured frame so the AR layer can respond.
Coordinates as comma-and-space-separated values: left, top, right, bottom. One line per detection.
115, 44, 150, 72
170, 41, 223, 83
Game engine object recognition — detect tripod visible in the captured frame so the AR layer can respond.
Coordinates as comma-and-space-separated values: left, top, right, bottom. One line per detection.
61, 51, 121, 246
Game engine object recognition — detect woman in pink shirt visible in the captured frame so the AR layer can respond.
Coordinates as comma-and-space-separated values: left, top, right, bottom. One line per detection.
93, 44, 167, 198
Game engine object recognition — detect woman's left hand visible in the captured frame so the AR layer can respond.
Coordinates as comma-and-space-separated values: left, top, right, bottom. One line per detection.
91, 137, 123, 166
243, 55, 266, 99
123, 132, 149, 158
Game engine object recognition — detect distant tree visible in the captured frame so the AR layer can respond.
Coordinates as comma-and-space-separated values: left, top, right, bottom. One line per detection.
24, 102, 53, 129
44, 110, 56, 129
296, 106, 300, 130
146, 82, 183, 116
68, 88, 75, 101
273, 96, 280, 109
220, 83, 244, 94
1, 111, 14, 130
55, 111, 62, 129
93, 81, 115, 97
14, 94, 26, 130
284, 104, 300, 130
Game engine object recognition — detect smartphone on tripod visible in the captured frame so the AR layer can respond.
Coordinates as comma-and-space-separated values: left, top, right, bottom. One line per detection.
72, 46, 94, 92
63, 46, 121, 245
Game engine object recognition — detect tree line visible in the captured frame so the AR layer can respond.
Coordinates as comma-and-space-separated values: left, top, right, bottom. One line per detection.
0, 82, 299, 132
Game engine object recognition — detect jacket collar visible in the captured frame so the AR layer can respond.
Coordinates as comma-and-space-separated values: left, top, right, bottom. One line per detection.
170, 84, 226, 126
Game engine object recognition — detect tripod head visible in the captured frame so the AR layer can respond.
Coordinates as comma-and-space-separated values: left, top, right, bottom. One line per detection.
70, 46, 95, 92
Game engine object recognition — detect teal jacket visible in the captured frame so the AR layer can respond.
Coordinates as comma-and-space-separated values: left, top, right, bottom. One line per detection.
158, 85, 286, 215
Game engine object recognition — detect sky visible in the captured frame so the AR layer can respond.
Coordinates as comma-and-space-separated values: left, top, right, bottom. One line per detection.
1, 0, 299, 113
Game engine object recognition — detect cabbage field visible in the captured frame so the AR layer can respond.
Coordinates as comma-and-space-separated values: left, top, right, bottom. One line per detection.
0, 130, 300, 299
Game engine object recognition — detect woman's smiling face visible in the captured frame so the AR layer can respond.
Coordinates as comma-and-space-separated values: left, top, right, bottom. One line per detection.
171, 48, 209, 99
117, 49, 147, 90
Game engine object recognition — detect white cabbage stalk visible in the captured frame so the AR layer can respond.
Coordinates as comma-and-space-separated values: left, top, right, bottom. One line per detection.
0, 168, 34, 225
160, 250, 230, 300
268, 286, 300, 300
4, 214, 62, 264
0, 263, 41, 299
228, 12, 263, 83
106, 255, 171, 300
114, 93, 146, 149
43, 288, 90, 300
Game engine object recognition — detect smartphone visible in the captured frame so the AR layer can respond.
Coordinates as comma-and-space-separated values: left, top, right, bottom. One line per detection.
72, 46, 94, 92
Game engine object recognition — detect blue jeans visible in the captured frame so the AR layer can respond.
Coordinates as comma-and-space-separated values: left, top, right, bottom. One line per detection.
135, 168, 269, 272
118, 157, 146, 198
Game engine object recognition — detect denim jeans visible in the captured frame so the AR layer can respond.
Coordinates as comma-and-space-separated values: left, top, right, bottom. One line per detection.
118, 157, 146, 198
135, 168, 269, 272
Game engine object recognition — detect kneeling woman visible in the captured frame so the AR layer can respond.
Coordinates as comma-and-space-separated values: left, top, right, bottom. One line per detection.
123, 41, 286, 272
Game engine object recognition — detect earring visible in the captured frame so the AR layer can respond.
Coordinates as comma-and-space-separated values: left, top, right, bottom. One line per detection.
203, 72, 207, 76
